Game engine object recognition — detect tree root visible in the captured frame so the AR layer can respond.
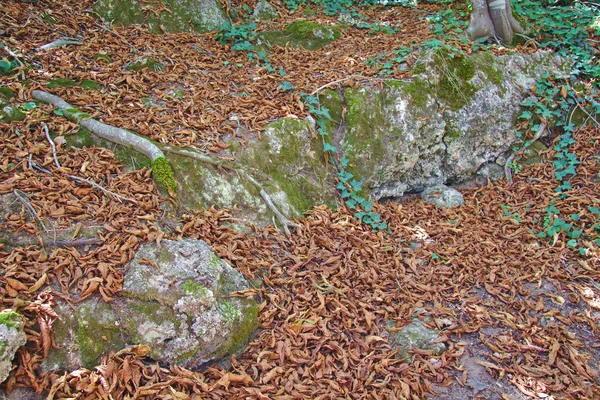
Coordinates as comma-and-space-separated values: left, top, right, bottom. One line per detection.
31, 90, 176, 192
36, 38, 82, 52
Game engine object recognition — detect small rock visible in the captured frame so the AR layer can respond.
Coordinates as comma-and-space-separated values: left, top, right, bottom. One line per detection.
0, 310, 27, 383
421, 184, 464, 208
388, 319, 446, 361
253, 0, 279, 20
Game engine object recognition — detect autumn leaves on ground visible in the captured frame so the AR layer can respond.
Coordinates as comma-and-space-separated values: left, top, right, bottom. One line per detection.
1, 0, 600, 398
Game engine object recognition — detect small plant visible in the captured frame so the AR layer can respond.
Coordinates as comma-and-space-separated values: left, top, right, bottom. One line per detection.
218, 300, 240, 323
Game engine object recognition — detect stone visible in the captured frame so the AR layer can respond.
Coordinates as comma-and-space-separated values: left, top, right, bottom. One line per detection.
337, 50, 570, 200
388, 318, 446, 362
421, 184, 464, 208
260, 20, 341, 50
93, 0, 227, 34
0, 310, 27, 383
45, 239, 259, 370
253, 0, 279, 21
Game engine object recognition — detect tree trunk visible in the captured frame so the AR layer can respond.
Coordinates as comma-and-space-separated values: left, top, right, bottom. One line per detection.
467, 0, 523, 44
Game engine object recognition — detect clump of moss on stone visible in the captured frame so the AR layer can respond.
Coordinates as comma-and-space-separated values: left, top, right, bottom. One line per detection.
261, 20, 341, 50
0, 310, 21, 328
435, 52, 477, 111
217, 301, 259, 358
182, 280, 210, 299
151, 157, 177, 192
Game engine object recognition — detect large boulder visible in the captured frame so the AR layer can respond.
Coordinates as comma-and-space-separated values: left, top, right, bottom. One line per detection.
0, 310, 27, 383
339, 50, 570, 199
93, 0, 228, 33
44, 239, 259, 370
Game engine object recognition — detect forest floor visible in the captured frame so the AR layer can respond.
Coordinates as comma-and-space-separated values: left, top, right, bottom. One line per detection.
1, 0, 600, 399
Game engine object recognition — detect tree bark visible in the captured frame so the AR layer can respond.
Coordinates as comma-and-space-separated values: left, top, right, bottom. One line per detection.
467, 0, 523, 44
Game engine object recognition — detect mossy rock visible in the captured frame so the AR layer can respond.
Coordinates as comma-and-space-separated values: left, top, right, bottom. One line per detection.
237, 118, 337, 214
260, 20, 341, 50
45, 239, 259, 371
93, 0, 227, 33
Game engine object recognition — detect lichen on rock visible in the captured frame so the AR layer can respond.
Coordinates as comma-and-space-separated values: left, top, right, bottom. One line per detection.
0, 310, 27, 383
45, 239, 259, 371
260, 20, 341, 50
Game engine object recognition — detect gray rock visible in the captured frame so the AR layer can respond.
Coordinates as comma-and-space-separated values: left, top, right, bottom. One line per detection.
421, 184, 464, 208
253, 0, 279, 20
0, 311, 27, 383
339, 50, 570, 200
93, 0, 227, 33
45, 239, 259, 370
388, 319, 446, 362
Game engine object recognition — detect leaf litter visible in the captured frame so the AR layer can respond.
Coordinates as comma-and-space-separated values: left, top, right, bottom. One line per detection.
1, 0, 600, 398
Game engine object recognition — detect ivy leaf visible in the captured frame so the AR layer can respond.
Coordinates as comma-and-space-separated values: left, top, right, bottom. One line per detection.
587, 206, 600, 215
21, 102, 37, 111
519, 110, 532, 119
323, 143, 337, 153
350, 179, 363, 192
339, 157, 349, 168
346, 199, 357, 208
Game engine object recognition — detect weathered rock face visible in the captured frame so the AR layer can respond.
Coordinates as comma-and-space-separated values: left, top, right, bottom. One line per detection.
388, 317, 446, 362
339, 50, 570, 200
45, 239, 259, 371
0, 310, 27, 383
93, 0, 228, 33
421, 184, 464, 208
260, 20, 341, 50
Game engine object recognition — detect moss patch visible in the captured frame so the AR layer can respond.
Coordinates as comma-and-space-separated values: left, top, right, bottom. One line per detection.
261, 20, 341, 50
182, 280, 210, 299
0, 310, 21, 328
151, 157, 177, 192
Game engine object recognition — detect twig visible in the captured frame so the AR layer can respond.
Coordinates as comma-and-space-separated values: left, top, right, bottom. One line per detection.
42, 124, 60, 168
574, 102, 600, 127
36, 38, 83, 52
67, 175, 138, 205
13, 189, 46, 231
505, 123, 547, 184
28, 154, 52, 174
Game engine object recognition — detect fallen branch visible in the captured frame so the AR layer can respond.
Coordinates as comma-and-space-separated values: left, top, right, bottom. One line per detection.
67, 175, 138, 205
238, 171, 301, 236
42, 124, 60, 168
505, 123, 547, 184
31, 90, 176, 191
13, 189, 46, 231
36, 38, 83, 52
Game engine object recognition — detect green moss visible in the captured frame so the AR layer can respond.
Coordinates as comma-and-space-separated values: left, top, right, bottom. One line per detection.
76, 301, 124, 368
0, 310, 21, 328
47, 78, 79, 89
218, 301, 259, 358
261, 20, 341, 50
436, 53, 477, 111
151, 157, 177, 192
400, 77, 432, 109
182, 280, 210, 299
475, 52, 504, 86
444, 121, 461, 139
80, 79, 102, 91
0, 87, 14, 101
318, 89, 343, 124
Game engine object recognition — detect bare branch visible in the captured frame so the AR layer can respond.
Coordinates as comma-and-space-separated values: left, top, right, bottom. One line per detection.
67, 175, 138, 205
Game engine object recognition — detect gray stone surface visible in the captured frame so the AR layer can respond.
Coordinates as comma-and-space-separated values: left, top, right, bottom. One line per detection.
0, 311, 27, 384
253, 0, 279, 20
93, 0, 227, 33
388, 318, 446, 362
45, 239, 259, 371
421, 184, 465, 208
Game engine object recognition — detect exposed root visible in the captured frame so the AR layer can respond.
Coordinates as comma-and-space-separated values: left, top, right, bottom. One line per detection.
31, 90, 176, 191
67, 175, 138, 205
36, 38, 82, 52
